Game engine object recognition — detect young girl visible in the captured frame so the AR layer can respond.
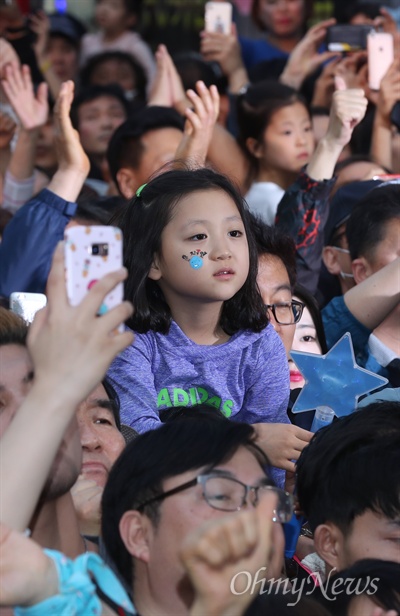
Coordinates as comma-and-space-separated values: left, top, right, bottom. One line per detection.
107, 167, 297, 474
80, 0, 155, 91
237, 81, 315, 225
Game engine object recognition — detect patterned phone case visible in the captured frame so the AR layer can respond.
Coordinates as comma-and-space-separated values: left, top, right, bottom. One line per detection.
64, 226, 123, 317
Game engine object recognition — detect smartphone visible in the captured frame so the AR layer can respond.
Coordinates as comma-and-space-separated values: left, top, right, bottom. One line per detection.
205, 1, 232, 35
326, 24, 372, 52
368, 31, 394, 91
64, 226, 123, 320
10, 292, 47, 323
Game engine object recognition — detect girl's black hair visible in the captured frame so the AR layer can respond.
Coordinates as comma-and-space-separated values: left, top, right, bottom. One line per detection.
236, 81, 309, 186
110, 167, 269, 335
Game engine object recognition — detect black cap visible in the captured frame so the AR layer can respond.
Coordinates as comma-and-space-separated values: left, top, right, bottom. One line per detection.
49, 13, 86, 45
324, 179, 383, 246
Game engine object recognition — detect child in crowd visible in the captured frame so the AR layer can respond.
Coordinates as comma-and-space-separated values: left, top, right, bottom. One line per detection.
80, 0, 156, 91
107, 166, 311, 476
237, 81, 315, 223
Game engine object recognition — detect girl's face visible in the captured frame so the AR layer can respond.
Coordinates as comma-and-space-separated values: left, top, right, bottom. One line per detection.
95, 0, 134, 33
258, 102, 314, 176
257, 0, 305, 38
289, 301, 322, 389
148, 188, 250, 314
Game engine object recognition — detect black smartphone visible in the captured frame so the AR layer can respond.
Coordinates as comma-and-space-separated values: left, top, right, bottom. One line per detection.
326, 24, 372, 52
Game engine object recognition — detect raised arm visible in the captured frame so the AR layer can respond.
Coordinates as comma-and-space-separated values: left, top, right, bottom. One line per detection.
0, 245, 133, 532
276, 78, 368, 293
370, 59, 400, 172
344, 257, 400, 331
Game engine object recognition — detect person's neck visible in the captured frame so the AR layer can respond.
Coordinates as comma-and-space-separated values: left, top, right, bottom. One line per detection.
339, 276, 355, 295
257, 167, 297, 190
171, 301, 229, 346
266, 32, 302, 54
373, 306, 400, 356
29, 492, 86, 559
102, 27, 126, 43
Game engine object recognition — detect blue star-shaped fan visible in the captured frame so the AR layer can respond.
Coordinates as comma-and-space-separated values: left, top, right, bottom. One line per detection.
290, 333, 388, 418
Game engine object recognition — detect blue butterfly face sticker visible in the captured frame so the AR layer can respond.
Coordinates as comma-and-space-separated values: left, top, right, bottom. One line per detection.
182, 250, 208, 269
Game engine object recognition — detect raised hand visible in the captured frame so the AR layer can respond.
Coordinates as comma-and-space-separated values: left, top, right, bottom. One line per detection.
280, 18, 338, 90
28, 242, 133, 407
1, 63, 48, 131
71, 476, 103, 537
29, 10, 51, 67
53, 80, 89, 175
175, 80, 219, 167
324, 76, 368, 147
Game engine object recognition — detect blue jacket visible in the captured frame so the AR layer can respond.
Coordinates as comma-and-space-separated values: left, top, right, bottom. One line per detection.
0, 189, 76, 297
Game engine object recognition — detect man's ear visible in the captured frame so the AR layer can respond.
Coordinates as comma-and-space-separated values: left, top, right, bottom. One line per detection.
313, 523, 344, 572
322, 246, 341, 276
148, 254, 162, 281
116, 167, 138, 200
245, 137, 263, 159
119, 510, 153, 563
352, 257, 371, 284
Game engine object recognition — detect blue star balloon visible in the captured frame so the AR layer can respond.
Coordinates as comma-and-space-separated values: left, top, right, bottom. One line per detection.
290, 333, 388, 417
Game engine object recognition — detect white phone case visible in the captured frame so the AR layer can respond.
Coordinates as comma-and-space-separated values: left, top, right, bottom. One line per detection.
10, 292, 47, 323
205, 2, 232, 34
367, 32, 394, 91
64, 226, 123, 315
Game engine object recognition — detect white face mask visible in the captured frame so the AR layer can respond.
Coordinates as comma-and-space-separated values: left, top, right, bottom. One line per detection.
332, 246, 354, 279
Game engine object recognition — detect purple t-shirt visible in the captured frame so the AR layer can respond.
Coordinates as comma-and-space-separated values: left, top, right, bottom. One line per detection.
108, 320, 290, 432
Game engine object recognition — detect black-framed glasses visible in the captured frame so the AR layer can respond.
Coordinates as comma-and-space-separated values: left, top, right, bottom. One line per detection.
265, 300, 304, 325
137, 473, 294, 523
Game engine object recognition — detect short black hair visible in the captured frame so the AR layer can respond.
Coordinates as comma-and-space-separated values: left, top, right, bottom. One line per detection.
296, 401, 400, 534
346, 183, 400, 261
102, 378, 121, 431
250, 214, 297, 290
106, 106, 184, 186
101, 411, 267, 586
321, 559, 400, 614
70, 84, 131, 129
110, 166, 269, 334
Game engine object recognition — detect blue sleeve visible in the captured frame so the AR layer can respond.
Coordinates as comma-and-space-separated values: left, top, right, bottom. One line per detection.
0, 189, 77, 297
107, 334, 162, 433
322, 295, 371, 352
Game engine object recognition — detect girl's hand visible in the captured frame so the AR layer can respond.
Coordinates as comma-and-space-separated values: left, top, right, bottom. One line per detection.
0, 522, 58, 607
28, 243, 134, 409
0, 110, 16, 149
1, 63, 48, 131
324, 76, 368, 148
174, 80, 219, 167
280, 18, 338, 90
181, 491, 279, 616
254, 423, 312, 473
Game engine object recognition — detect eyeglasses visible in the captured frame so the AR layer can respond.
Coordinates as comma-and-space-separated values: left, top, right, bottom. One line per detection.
332, 246, 350, 255
137, 473, 294, 523
265, 300, 304, 325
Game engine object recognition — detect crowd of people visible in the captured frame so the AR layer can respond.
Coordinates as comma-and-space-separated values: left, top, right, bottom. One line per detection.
0, 0, 399, 614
